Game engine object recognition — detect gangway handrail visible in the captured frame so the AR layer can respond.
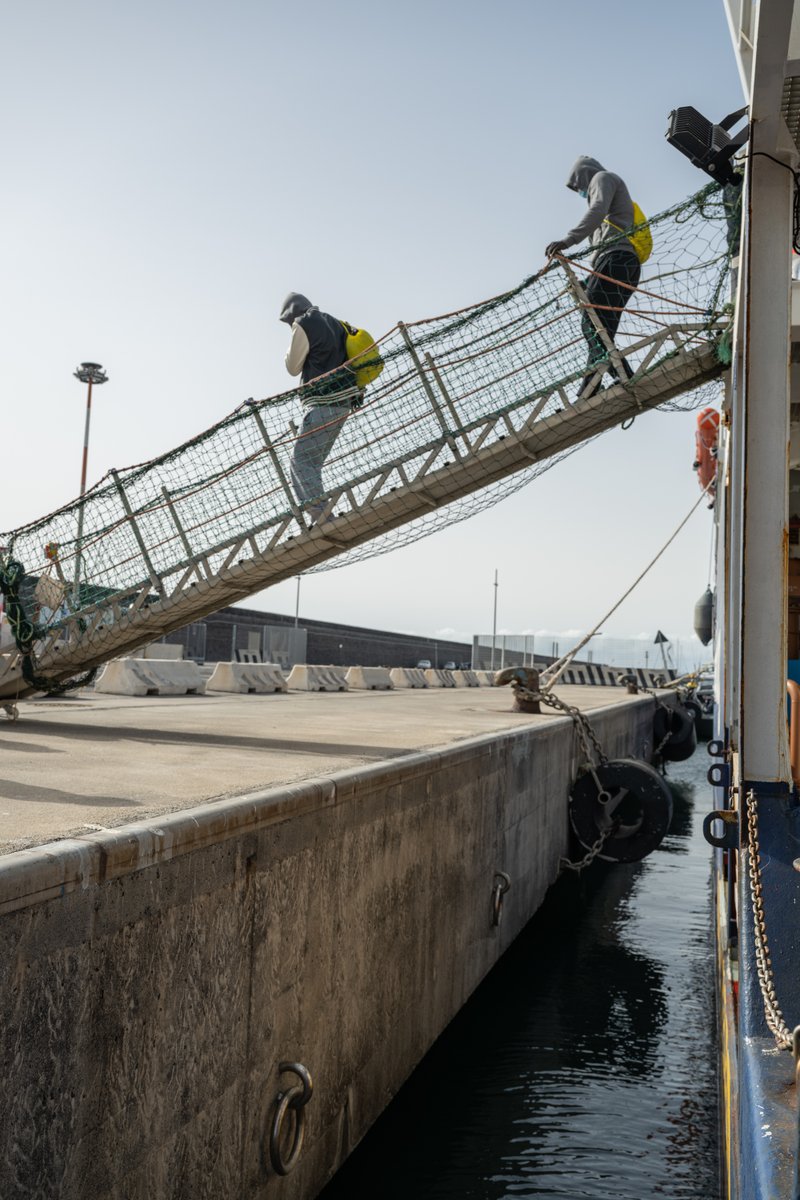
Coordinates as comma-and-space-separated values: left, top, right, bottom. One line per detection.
0, 183, 733, 703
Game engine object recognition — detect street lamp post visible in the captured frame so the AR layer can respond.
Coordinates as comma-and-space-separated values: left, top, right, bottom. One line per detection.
294, 575, 302, 628
490, 569, 498, 671
73, 362, 108, 602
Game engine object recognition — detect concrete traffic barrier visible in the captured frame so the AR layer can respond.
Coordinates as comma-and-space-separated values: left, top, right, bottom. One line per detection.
345, 666, 394, 690
127, 643, 184, 661
95, 658, 206, 697
389, 668, 428, 689
286, 664, 349, 692
206, 662, 288, 694
475, 671, 496, 686
423, 669, 456, 688
452, 670, 480, 687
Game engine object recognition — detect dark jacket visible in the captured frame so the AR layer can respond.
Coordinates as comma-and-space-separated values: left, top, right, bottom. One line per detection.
280, 292, 351, 402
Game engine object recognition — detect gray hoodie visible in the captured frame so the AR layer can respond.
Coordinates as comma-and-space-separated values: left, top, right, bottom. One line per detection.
561, 156, 637, 262
279, 292, 313, 324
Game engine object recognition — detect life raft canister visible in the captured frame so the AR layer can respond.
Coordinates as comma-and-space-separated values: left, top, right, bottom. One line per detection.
653, 703, 697, 762
568, 758, 674, 863
693, 407, 720, 498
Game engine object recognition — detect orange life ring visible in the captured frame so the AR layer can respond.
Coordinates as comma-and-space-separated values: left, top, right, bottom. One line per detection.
693, 407, 719, 496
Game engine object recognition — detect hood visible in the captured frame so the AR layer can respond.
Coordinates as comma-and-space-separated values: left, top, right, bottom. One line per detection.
566, 156, 605, 194
279, 292, 313, 324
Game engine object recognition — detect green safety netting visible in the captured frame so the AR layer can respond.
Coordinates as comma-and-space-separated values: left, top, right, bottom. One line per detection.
0, 183, 730, 668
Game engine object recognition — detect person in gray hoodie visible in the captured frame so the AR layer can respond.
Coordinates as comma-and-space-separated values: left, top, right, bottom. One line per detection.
279, 292, 357, 521
545, 156, 641, 398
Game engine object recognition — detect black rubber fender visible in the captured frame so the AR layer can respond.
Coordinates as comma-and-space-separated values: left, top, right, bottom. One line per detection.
569, 758, 674, 863
653, 704, 697, 762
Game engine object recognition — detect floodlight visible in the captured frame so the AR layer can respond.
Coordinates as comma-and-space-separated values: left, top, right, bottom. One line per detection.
73, 362, 108, 386
666, 105, 749, 186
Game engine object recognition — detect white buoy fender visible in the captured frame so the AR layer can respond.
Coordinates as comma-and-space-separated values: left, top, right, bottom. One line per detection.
694, 587, 714, 646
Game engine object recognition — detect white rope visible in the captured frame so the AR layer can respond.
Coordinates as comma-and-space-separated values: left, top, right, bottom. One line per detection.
662, 662, 713, 690
540, 483, 713, 691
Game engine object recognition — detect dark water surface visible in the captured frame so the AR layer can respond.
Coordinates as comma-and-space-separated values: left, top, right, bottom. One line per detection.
321, 752, 719, 1200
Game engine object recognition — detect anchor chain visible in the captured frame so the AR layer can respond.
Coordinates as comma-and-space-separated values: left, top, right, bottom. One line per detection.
745, 789, 793, 1049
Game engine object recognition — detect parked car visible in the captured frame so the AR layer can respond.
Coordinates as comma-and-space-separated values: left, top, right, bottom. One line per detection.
416, 659, 432, 669
458, 661, 471, 670
443, 661, 456, 671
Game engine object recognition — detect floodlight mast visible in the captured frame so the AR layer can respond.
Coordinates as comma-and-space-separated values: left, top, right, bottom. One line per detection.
72, 361, 108, 603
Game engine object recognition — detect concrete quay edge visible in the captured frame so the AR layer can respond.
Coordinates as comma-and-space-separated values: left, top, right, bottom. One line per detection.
0, 692, 653, 918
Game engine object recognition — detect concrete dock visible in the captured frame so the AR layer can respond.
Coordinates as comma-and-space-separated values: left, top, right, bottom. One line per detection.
0, 684, 670, 1200
2, 684, 632, 854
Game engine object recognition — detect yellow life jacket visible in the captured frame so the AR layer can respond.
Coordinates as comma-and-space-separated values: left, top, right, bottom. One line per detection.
604, 200, 653, 264
341, 322, 384, 389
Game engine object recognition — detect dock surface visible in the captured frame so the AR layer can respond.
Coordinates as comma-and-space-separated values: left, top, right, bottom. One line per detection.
1, 684, 627, 853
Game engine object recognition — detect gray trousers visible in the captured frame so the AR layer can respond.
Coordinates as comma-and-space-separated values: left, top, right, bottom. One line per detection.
290, 403, 349, 507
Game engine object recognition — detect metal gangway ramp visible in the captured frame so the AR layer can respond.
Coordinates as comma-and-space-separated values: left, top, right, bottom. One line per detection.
0, 185, 730, 702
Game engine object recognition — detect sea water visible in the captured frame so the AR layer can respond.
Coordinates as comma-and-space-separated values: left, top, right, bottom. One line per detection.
321, 752, 719, 1199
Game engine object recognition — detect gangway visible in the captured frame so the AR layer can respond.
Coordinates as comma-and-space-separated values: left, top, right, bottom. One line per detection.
0, 184, 731, 703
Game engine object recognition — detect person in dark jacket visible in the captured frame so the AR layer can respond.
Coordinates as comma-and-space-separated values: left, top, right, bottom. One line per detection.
545, 156, 641, 398
279, 292, 356, 520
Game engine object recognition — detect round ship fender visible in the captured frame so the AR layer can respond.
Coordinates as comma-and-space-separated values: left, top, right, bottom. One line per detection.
682, 697, 703, 731
569, 758, 674, 863
653, 703, 697, 762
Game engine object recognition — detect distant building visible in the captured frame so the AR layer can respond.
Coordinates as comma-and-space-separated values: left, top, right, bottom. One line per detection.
158, 603, 471, 670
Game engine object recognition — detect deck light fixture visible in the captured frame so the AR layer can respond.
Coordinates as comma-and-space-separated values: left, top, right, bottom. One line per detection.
665, 105, 749, 185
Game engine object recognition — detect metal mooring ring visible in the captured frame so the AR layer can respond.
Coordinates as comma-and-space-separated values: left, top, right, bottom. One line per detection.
268, 1062, 314, 1176
491, 871, 511, 927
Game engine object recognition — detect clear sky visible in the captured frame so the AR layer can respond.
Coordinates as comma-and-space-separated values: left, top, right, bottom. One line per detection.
1, 0, 742, 653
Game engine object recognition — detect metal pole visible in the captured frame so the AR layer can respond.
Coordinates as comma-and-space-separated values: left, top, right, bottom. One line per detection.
248, 405, 306, 526
110, 469, 164, 596
73, 379, 93, 603
490, 569, 498, 671
161, 487, 196, 561
560, 260, 637, 402
295, 575, 302, 628
398, 323, 462, 459
80, 379, 93, 496
72, 364, 108, 604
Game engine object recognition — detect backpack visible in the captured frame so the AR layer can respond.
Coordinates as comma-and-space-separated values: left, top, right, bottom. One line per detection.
604, 200, 653, 264
341, 321, 384, 389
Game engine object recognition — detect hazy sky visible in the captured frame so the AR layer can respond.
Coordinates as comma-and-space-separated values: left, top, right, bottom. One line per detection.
1, 0, 742, 649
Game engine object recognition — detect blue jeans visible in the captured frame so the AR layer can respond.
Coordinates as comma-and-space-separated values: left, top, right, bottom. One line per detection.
290, 403, 349, 507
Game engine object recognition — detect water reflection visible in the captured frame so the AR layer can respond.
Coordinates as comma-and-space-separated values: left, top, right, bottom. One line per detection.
321, 756, 718, 1200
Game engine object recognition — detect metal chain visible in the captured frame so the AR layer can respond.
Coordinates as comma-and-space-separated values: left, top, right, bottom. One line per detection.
526, 687, 609, 764
515, 684, 614, 875
745, 788, 793, 1049
559, 824, 614, 873
637, 682, 674, 759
